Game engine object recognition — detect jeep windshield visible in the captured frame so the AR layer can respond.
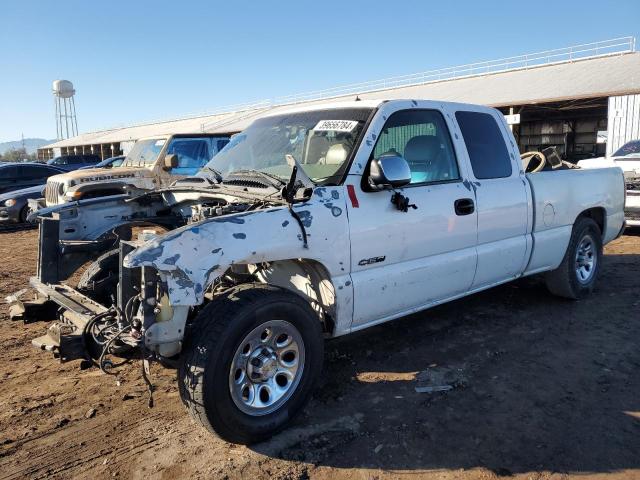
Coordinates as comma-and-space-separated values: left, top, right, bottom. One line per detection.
122, 138, 167, 167
203, 108, 373, 185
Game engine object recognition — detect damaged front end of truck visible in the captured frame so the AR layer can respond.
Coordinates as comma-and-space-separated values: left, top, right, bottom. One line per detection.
7, 105, 369, 435
7, 190, 180, 358
8, 176, 351, 371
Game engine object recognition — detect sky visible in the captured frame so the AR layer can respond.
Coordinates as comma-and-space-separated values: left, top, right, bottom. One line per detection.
1, 0, 639, 143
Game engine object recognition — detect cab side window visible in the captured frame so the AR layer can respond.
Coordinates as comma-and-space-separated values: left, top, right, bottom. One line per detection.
167, 138, 211, 175
373, 110, 459, 184
455, 111, 512, 179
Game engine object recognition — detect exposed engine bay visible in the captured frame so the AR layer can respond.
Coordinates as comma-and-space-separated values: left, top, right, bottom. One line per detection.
11, 166, 324, 407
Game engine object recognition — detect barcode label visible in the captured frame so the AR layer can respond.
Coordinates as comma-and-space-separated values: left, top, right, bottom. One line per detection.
313, 120, 359, 132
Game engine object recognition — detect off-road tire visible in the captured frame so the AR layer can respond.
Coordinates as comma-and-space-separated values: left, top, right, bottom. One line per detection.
77, 248, 120, 305
545, 216, 602, 299
178, 283, 324, 444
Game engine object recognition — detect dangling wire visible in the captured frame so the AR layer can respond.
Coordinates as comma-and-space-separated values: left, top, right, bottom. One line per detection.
98, 324, 132, 375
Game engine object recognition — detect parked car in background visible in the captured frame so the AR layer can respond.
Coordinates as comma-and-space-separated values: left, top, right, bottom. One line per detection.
611, 140, 640, 159
0, 162, 65, 194
47, 154, 101, 171
0, 184, 45, 223
79, 155, 125, 170
578, 139, 640, 226
43, 134, 231, 206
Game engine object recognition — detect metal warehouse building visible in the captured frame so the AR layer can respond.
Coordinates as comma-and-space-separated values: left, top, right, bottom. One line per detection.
38, 37, 640, 162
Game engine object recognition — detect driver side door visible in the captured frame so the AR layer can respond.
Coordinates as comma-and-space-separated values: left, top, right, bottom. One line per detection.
347, 107, 478, 329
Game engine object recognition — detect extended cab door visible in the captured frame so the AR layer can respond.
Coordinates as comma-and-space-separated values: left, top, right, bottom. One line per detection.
346, 103, 478, 329
454, 108, 531, 289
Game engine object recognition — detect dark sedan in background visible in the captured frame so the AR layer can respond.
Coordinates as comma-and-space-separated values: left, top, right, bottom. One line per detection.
78, 155, 125, 170
0, 184, 44, 223
0, 156, 126, 223
0, 162, 65, 194
46, 154, 101, 171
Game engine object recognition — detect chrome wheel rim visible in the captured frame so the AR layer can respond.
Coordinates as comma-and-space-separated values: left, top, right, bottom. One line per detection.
575, 234, 597, 284
229, 320, 305, 416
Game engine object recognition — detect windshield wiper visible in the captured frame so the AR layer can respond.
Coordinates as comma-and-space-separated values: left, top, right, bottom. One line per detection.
225, 169, 287, 187
201, 165, 223, 183
284, 154, 314, 190
281, 154, 316, 250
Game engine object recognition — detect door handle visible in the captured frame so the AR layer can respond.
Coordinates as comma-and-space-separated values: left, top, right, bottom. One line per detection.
454, 198, 475, 216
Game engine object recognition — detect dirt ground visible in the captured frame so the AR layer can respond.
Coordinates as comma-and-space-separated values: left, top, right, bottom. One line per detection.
0, 229, 638, 480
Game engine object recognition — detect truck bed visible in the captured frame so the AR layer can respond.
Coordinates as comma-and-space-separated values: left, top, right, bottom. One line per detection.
524, 166, 625, 275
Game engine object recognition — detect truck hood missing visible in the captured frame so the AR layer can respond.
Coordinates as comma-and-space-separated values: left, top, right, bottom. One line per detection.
123, 187, 352, 306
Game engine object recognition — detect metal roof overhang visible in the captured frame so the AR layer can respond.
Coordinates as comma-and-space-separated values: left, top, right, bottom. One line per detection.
41, 51, 640, 151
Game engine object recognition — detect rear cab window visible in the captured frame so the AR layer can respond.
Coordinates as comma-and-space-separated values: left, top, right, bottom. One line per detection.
455, 111, 512, 179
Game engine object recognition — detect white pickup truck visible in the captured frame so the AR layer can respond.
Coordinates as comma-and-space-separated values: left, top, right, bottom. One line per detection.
16, 99, 625, 444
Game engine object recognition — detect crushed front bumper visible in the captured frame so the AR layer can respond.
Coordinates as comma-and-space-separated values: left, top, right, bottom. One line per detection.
28, 278, 108, 361
7, 218, 145, 362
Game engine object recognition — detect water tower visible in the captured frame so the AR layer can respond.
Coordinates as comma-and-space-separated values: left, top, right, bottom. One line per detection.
52, 80, 79, 140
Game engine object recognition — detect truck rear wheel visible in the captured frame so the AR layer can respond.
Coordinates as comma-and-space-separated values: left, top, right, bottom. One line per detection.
77, 248, 119, 305
545, 216, 602, 299
178, 283, 324, 444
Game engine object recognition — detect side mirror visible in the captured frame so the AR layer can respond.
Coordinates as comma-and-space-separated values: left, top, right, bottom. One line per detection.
164, 153, 179, 170
368, 154, 411, 189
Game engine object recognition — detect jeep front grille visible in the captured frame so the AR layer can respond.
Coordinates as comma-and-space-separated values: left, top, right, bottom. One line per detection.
45, 181, 63, 206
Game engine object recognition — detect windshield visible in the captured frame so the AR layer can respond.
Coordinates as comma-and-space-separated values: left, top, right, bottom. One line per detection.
122, 138, 167, 167
613, 140, 640, 158
203, 108, 372, 185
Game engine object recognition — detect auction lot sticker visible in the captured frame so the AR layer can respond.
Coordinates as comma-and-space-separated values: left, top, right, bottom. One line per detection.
313, 120, 359, 132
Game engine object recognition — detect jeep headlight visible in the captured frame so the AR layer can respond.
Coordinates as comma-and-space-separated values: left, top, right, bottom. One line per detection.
4, 199, 16, 207
65, 191, 83, 200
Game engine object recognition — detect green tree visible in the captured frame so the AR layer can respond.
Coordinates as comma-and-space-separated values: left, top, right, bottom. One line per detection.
1, 148, 37, 162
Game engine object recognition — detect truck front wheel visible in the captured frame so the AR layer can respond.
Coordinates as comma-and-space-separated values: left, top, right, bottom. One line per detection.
178, 283, 324, 444
545, 216, 602, 299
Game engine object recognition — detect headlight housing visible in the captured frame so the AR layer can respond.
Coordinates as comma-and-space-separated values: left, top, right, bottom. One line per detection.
64, 191, 83, 200
4, 199, 16, 207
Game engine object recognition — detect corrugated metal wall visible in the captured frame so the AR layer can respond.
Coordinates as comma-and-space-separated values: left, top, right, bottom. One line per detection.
607, 94, 640, 155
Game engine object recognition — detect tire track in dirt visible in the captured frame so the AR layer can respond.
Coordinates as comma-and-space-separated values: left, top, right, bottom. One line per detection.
0, 408, 165, 479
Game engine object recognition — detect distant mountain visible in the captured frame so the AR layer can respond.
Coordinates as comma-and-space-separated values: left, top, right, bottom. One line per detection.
0, 138, 55, 155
